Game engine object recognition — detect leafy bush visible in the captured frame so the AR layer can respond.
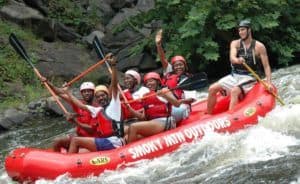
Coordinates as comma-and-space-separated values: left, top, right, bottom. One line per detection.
0, 20, 46, 106
118, 0, 300, 69
0, 0, 7, 7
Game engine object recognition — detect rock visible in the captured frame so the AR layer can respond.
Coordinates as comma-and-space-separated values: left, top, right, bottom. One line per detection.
136, 0, 155, 12
103, 28, 143, 49
0, 0, 44, 23
54, 22, 82, 42
111, 0, 126, 9
0, 108, 30, 129
82, 30, 105, 46
106, 8, 140, 31
45, 96, 73, 116
117, 51, 157, 72
34, 41, 97, 80
89, 0, 115, 25
23, 0, 48, 16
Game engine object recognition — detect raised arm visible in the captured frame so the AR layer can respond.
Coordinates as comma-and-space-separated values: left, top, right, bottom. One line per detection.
155, 29, 169, 70
106, 54, 118, 99
64, 87, 88, 110
38, 75, 71, 102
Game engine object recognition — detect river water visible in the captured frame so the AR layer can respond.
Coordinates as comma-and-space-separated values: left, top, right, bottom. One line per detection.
0, 65, 299, 184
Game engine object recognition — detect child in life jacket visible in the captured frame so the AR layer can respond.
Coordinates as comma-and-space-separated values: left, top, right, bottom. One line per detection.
63, 54, 125, 153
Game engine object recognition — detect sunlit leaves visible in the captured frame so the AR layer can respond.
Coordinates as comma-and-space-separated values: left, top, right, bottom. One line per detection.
123, 0, 298, 68
255, 12, 280, 29
216, 14, 237, 30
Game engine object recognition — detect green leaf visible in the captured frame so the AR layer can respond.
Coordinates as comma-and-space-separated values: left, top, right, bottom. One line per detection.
196, 39, 219, 61
216, 14, 236, 30
256, 12, 280, 29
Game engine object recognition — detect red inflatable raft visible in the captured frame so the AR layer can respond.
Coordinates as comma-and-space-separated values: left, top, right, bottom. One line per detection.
5, 83, 276, 182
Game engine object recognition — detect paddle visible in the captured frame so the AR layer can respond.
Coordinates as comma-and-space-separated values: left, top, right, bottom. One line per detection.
9, 33, 69, 115
242, 62, 285, 105
125, 72, 208, 104
65, 56, 108, 87
92, 36, 129, 103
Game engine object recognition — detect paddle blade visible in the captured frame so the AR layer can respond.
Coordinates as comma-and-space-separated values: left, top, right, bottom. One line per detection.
9, 33, 34, 68
92, 36, 105, 59
177, 72, 208, 90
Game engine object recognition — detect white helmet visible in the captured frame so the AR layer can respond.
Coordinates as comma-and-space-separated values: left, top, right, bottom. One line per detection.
80, 82, 95, 91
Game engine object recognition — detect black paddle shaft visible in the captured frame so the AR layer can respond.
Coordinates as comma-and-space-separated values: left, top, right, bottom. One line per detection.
9, 33, 34, 68
93, 36, 113, 71
93, 36, 105, 59
174, 72, 208, 91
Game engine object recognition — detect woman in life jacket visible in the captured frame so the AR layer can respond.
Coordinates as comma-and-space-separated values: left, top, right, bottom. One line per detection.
62, 54, 125, 153
155, 29, 195, 123
126, 72, 187, 143
121, 69, 149, 123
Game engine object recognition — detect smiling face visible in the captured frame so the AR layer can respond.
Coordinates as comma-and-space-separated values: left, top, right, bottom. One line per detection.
172, 60, 186, 75
145, 78, 159, 91
238, 27, 250, 40
124, 74, 137, 90
94, 91, 110, 107
80, 89, 94, 103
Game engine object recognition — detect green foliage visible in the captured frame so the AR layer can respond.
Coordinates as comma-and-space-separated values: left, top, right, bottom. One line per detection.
0, 0, 7, 7
123, 0, 299, 68
0, 84, 46, 111
0, 20, 44, 107
48, 0, 101, 35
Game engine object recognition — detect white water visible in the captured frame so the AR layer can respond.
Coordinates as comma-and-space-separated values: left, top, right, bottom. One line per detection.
1, 65, 300, 184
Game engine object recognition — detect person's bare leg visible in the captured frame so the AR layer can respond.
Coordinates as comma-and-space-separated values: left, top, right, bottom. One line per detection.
229, 87, 242, 110
52, 136, 71, 152
127, 121, 164, 143
207, 82, 222, 114
68, 137, 97, 153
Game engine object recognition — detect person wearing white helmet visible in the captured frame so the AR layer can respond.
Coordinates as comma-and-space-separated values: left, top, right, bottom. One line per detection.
40, 76, 98, 151
206, 19, 273, 114
62, 53, 125, 153
79, 82, 95, 104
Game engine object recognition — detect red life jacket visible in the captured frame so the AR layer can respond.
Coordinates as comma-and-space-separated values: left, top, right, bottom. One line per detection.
72, 100, 97, 137
121, 89, 144, 120
163, 73, 185, 99
92, 108, 116, 138
143, 91, 170, 120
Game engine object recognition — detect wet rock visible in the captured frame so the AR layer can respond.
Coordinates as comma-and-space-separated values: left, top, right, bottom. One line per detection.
0, 108, 30, 129
45, 97, 73, 116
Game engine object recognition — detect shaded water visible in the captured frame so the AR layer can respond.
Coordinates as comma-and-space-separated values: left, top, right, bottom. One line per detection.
1, 65, 300, 184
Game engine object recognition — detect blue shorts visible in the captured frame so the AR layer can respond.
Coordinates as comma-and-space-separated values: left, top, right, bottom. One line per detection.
95, 136, 124, 151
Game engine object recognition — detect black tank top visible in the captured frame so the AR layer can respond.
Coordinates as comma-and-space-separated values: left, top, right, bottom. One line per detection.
231, 39, 263, 76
